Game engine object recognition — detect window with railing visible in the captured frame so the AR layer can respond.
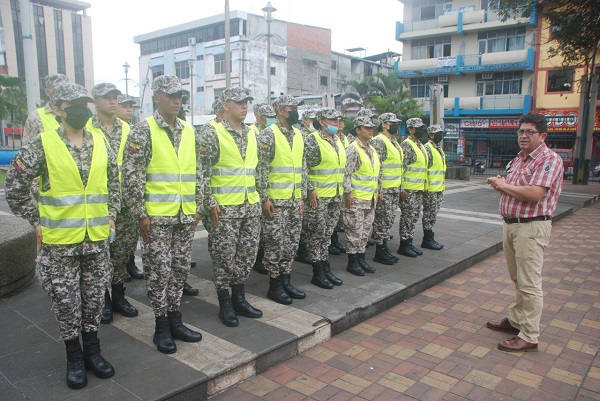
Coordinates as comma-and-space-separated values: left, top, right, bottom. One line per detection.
476, 71, 522, 96
547, 69, 573, 92
410, 77, 449, 98
411, 36, 451, 60
478, 27, 526, 53
412, 0, 452, 21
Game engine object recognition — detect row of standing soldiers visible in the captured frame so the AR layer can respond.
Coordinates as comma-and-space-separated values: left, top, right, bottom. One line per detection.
5, 73, 446, 390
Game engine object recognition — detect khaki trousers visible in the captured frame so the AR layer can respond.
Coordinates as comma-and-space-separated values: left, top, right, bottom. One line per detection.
502, 220, 551, 343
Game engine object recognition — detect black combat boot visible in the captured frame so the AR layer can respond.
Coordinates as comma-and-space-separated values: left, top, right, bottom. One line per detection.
358, 253, 376, 273
183, 282, 199, 296
422, 229, 444, 250
168, 311, 202, 342
231, 284, 263, 318
294, 242, 312, 264
111, 284, 138, 317
397, 239, 418, 257
331, 230, 346, 253
253, 246, 268, 274
323, 260, 343, 286
217, 289, 238, 327
374, 243, 396, 265
366, 237, 376, 247
311, 261, 334, 289
153, 316, 177, 353
346, 253, 365, 276
383, 240, 399, 263
282, 273, 306, 299
100, 289, 112, 324
64, 338, 87, 389
81, 331, 115, 378
411, 239, 424, 255
126, 254, 144, 279
267, 276, 293, 305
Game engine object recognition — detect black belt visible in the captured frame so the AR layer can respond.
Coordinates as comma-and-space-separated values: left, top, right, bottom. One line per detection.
503, 215, 551, 224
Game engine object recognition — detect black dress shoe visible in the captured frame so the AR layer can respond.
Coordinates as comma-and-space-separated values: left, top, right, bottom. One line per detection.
183, 282, 199, 296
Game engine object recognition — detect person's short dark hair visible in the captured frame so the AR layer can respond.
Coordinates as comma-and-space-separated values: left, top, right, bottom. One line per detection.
518, 113, 548, 133
313, 119, 322, 130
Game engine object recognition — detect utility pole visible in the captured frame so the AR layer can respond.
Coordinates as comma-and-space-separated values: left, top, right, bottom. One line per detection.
20, 0, 36, 114
224, 0, 231, 87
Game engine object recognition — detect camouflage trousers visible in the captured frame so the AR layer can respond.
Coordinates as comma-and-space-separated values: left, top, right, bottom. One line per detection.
343, 205, 375, 254
261, 205, 303, 277
399, 190, 423, 241
422, 191, 444, 231
109, 207, 140, 285
142, 223, 195, 317
303, 197, 340, 262
38, 249, 111, 341
373, 192, 400, 245
207, 216, 261, 291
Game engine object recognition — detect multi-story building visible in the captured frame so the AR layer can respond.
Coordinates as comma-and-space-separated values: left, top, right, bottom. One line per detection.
0, 0, 94, 106
134, 10, 393, 122
395, 0, 536, 168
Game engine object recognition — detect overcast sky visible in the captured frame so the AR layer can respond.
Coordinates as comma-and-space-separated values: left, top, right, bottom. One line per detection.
87, 0, 404, 97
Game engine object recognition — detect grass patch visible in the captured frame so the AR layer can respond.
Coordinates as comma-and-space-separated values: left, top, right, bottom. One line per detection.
0, 170, 6, 184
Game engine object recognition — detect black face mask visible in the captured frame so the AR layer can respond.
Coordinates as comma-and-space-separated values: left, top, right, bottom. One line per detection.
57, 104, 92, 130
285, 110, 299, 126
414, 127, 429, 143
433, 133, 444, 144
388, 123, 399, 134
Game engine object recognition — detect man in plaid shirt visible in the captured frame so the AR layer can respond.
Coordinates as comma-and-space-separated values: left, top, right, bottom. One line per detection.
486, 113, 563, 353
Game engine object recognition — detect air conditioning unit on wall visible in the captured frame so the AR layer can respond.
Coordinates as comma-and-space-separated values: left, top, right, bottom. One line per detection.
482, 72, 493, 80
438, 75, 449, 83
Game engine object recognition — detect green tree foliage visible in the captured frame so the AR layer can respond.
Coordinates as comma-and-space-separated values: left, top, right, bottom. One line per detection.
0, 75, 28, 125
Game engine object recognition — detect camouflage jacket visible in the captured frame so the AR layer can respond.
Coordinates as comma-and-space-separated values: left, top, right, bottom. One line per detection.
257, 122, 308, 207
304, 129, 343, 203
370, 134, 403, 194
401, 136, 429, 170
199, 118, 261, 219
343, 140, 383, 209
5, 126, 121, 256
22, 103, 54, 144
89, 114, 125, 154
121, 110, 202, 225
424, 140, 442, 169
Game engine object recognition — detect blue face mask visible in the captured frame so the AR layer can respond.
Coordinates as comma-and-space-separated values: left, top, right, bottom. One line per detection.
325, 124, 339, 135
265, 118, 277, 127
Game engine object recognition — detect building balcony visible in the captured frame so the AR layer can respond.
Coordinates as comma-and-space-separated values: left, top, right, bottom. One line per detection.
395, 48, 535, 77
396, 8, 535, 41
418, 94, 532, 116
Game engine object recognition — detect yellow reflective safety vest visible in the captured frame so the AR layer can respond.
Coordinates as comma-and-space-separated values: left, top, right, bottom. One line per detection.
424, 142, 446, 192
38, 130, 109, 244
144, 117, 197, 217
37, 107, 60, 132
339, 134, 349, 148
308, 132, 346, 198
403, 139, 428, 191
350, 141, 380, 201
374, 133, 403, 189
210, 124, 259, 205
268, 125, 303, 200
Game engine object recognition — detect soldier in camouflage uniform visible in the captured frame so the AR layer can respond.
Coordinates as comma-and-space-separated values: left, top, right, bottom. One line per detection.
370, 113, 404, 265
397, 118, 429, 257
342, 116, 382, 276
300, 108, 317, 137
5, 82, 118, 389
329, 110, 349, 256
86, 83, 140, 324
116, 94, 136, 124
200, 87, 263, 327
303, 107, 347, 289
257, 94, 308, 304
421, 124, 445, 250
250, 102, 266, 134
121, 75, 202, 354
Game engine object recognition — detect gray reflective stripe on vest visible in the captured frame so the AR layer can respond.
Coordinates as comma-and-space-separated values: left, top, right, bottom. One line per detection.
211, 186, 257, 194
312, 182, 337, 189
40, 217, 86, 229
39, 194, 84, 207
87, 216, 110, 227
353, 184, 375, 193
310, 168, 339, 175
405, 166, 426, 173
404, 177, 426, 183
145, 194, 181, 202
428, 180, 445, 186
146, 173, 196, 182
383, 163, 401, 168
269, 166, 303, 173
86, 194, 109, 204
182, 194, 196, 203
267, 182, 295, 189
351, 174, 377, 182
428, 170, 444, 175
212, 168, 256, 176
382, 175, 402, 181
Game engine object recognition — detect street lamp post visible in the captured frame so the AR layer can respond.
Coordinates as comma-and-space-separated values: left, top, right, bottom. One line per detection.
123, 62, 130, 96
262, 2, 276, 105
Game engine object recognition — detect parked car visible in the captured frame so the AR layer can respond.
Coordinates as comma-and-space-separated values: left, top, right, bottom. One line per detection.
551, 148, 574, 178
445, 152, 470, 167
593, 162, 600, 177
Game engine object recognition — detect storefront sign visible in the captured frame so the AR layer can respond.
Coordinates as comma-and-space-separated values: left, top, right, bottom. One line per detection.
460, 119, 488, 128
489, 119, 519, 129
444, 123, 459, 139
533, 109, 600, 132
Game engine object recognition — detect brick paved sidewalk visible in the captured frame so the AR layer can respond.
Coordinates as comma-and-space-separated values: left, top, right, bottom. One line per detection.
213, 203, 600, 401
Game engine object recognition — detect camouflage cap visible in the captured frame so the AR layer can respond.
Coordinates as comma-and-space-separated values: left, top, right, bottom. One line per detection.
357, 108, 376, 118
272, 94, 300, 110
427, 124, 443, 134
212, 98, 224, 113
406, 117, 424, 128
302, 108, 317, 119
117, 94, 136, 105
257, 104, 276, 117
354, 116, 375, 128
220, 87, 253, 102
44, 73, 68, 89
92, 82, 122, 98
335, 110, 345, 119
378, 112, 400, 124
51, 82, 93, 104
152, 75, 190, 97
253, 102, 267, 113
316, 107, 338, 120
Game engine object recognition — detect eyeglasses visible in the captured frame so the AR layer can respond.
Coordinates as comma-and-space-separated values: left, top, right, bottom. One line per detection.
517, 129, 539, 137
